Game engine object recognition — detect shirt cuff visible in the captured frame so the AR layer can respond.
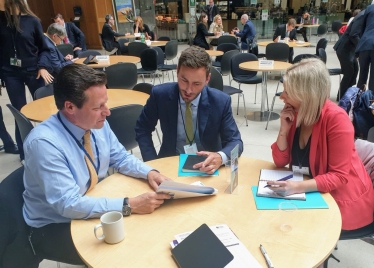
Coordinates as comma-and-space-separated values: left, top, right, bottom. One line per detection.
217, 151, 228, 166
107, 197, 125, 213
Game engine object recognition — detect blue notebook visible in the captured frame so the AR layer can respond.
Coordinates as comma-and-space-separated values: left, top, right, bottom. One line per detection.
178, 154, 219, 177
251, 186, 329, 210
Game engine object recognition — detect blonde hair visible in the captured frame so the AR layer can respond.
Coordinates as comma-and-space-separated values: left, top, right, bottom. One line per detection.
211, 15, 223, 33
134, 16, 144, 31
283, 58, 330, 127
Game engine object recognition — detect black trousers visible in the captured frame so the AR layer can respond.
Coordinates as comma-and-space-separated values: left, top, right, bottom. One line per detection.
29, 222, 85, 265
0, 106, 15, 147
289, 48, 294, 63
357, 50, 374, 93
297, 28, 308, 42
337, 50, 359, 98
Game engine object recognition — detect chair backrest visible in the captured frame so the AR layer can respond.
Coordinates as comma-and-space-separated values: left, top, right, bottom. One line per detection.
56, 44, 74, 57
368, 127, 374, 143
158, 36, 171, 41
105, 62, 137, 89
0, 166, 39, 266
292, 53, 319, 64
128, 42, 148, 58
165, 40, 178, 61
152, 46, 165, 67
316, 38, 328, 55
217, 35, 238, 45
331, 20, 342, 33
216, 43, 240, 62
220, 50, 240, 76
34, 83, 54, 99
317, 24, 328, 35
140, 48, 158, 71
106, 104, 143, 151
265, 43, 289, 62
133, 83, 153, 95
78, 50, 101, 58
231, 53, 258, 77
117, 38, 129, 55
6, 104, 34, 142
318, 48, 327, 64
208, 67, 224, 91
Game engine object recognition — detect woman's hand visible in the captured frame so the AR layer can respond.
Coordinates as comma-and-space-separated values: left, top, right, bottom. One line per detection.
37, 69, 53, 84
266, 180, 299, 196
279, 103, 295, 134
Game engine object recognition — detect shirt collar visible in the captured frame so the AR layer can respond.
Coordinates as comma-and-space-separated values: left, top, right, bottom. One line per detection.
44, 33, 57, 46
58, 111, 87, 141
179, 92, 201, 107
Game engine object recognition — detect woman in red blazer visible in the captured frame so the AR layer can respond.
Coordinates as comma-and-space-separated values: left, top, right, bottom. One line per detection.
270, 58, 374, 232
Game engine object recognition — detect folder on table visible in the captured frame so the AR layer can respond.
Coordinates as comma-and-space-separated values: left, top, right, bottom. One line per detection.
178, 154, 219, 177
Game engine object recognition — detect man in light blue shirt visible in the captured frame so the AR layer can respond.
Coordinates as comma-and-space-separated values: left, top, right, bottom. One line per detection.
22, 64, 171, 266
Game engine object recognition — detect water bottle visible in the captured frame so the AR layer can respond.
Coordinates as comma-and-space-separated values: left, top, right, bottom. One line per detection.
312, 17, 315, 24
140, 33, 145, 43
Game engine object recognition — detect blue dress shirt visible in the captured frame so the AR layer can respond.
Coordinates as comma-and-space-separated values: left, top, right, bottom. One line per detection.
23, 112, 153, 228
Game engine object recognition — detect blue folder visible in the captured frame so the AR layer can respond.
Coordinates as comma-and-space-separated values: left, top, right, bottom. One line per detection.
251, 186, 329, 210
178, 154, 219, 177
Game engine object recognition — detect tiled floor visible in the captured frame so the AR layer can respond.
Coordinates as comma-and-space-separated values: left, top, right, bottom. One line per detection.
1, 40, 373, 268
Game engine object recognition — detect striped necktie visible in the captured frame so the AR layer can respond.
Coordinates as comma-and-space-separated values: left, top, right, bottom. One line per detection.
185, 102, 194, 144
83, 130, 98, 192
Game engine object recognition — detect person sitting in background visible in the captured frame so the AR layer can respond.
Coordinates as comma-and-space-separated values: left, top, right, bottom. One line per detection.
41, 23, 77, 77
193, 14, 216, 50
102, 14, 129, 51
133, 16, 154, 40
296, 11, 310, 42
270, 58, 374, 244
54, 13, 87, 57
273, 19, 297, 63
208, 14, 224, 46
232, 14, 256, 51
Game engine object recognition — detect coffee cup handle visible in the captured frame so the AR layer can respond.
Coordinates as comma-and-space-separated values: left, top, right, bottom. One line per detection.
94, 224, 105, 240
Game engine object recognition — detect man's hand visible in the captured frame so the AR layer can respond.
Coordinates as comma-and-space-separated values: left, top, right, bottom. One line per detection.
129, 192, 171, 214
193, 151, 223, 174
73, 47, 82, 51
36, 68, 53, 84
64, 54, 74, 61
147, 170, 171, 191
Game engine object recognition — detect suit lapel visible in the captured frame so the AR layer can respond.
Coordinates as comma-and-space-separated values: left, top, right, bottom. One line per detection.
198, 87, 210, 139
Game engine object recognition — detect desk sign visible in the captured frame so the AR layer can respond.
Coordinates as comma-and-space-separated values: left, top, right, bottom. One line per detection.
225, 144, 243, 194
95, 55, 109, 61
259, 60, 274, 67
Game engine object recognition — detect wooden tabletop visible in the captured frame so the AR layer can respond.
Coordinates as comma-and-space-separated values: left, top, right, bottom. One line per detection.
206, 33, 236, 39
239, 60, 292, 72
71, 156, 341, 268
257, 41, 311, 47
20, 89, 149, 122
205, 50, 224, 57
125, 41, 169, 47
296, 24, 320, 28
75, 55, 140, 68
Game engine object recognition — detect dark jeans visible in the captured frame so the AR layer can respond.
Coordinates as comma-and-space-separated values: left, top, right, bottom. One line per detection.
0, 106, 15, 147
2, 68, 44, 160
29, 222, 85, 265
289, 48, 294, 63
337, 50, 359, 98
357, 50, 374, 93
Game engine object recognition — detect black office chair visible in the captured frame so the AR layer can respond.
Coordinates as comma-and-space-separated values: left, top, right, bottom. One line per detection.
313, 24, 328, 42
153, 46, 176, 82
217, 50, 240, 84
34, 84, 54, 100
165, 40, 178, 64
137, 48, 160, 85
78, 50, 101, 58
265, 43, 289, 62
117, 38, 129, 55
0, 166, 41, 268
128, 42, 148, 58
329, 20, 342, 42
212, 43, 240, 68
217, 35, 238, 46
209, 67, 248, 126
6, 104, 34, 142
56, 44, 74, 57
316, 38, 328, 56
106, 104, 144, 152
157, 36, 171, 53
105, 62, 138, 89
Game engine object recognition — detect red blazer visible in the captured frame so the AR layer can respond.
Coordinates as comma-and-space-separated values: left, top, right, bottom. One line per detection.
271, 100, 374, 230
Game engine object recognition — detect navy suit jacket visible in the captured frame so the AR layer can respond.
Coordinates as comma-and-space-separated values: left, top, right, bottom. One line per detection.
273, 24, 297, 41
356, 5, 374, 53
135, 83, 243, 162
41, 36, 72, 76
65, 22, 86, 50
234, 20, 256, 50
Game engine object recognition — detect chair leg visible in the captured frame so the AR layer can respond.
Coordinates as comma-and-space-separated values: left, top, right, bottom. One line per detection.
241, 93, 248, 126
141, 74, 145, 83
265, 94, 277, 130
172, 70, 175, 82
237, 84, 241, 115
254, 84, 257, 104
158, 73, 162, 84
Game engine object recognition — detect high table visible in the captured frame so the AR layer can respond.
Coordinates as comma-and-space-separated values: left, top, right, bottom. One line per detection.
239, 61, 292, 122
20, 89, 149, 123
75, 55, 140, 68
71, 156, 341, 268
296, 24, 320, 47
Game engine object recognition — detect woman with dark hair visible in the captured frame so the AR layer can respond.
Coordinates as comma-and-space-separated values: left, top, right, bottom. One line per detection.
0, 0, 53, 162
193, 14, 216, 50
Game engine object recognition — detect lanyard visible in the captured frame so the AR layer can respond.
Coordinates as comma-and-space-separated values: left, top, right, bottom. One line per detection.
9, 14, 21, 58
57, 113, 101, 174
178, 97, 198, 146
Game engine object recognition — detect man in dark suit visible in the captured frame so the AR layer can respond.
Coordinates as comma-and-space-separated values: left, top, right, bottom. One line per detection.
232, 14, 256, 51
102, 14, 129, 53
273, 19, 298, 63
296, 11, 310, 42
135, 46, 243, 174
334, 9, 365, 99
41, 23, 76, 77
54, 13, 87, 57
206, 0, 219, 27
356, 3, 374, 93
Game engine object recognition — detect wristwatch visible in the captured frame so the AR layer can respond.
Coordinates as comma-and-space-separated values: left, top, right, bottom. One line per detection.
122, 197, 131, 216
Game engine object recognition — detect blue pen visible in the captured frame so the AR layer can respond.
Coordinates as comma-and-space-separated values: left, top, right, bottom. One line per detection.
264, 174, 293, 188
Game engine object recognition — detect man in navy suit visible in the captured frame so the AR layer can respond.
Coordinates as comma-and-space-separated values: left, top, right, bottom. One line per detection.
273, 19, 298, 63
356, 3, 374, 93
54, 14, 86, 57
206, 0, 219, 27
232, 14, 256, 51
135, 46, 243, 174
41, 23, 76, 77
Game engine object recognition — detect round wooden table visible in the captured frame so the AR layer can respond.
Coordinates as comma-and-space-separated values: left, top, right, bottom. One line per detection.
239, 61, 292, 122
20, 89, 149, 122
75, 55, 140, 68
205, 50, 224, 57
71, 156, 341, 268
295, 24, 320, 46
125, 41, 168, 47
257, 41, 311, 47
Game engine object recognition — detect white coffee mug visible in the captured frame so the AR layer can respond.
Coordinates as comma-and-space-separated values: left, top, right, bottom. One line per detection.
94, 211, 125, 244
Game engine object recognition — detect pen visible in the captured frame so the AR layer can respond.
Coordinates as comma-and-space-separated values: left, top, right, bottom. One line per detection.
264, 174, 293, 188
260, 244, 274, 268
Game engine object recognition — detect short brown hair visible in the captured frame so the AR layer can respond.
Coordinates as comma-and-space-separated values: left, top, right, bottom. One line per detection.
54, 13, 64, 20
177, 46, 211, 77
287, 19, 296, 27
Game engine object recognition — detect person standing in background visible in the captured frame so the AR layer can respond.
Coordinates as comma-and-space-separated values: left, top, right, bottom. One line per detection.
0, 0, 53, 163
54, 13, 87, 58
206, 0, 219, 27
